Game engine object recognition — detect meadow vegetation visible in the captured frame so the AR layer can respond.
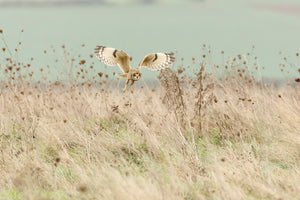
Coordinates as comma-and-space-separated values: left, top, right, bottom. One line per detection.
0, 29, 300, 200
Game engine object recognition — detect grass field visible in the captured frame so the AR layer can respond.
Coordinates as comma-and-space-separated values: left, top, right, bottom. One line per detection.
1, 31, 300, 199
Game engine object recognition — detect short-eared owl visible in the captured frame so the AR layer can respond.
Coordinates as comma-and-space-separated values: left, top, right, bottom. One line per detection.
94, 46, 175, 93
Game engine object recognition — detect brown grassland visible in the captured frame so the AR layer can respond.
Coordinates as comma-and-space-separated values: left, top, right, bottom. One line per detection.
1, 30, 300, 199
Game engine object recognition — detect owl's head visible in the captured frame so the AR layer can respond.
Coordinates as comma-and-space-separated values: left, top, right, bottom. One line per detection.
131, 70, 142, 81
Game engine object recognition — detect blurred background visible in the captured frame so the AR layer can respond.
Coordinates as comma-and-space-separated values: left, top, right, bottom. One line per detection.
0, 0, 300, 80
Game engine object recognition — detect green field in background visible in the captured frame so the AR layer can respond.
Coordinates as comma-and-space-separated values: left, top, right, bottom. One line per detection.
1, 0, 300, 80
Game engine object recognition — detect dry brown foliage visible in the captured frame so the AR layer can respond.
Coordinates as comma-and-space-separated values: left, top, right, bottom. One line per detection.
158, 68, 186, 126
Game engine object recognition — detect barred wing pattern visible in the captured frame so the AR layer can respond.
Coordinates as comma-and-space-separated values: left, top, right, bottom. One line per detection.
94, 46, 131, 73
138, 53, 175, 71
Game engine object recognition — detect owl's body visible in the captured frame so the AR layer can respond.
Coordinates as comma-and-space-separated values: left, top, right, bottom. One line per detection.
94, 46, 175, 93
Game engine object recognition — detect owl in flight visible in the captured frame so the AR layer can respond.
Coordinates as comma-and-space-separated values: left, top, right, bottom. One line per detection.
94, 46, 175, 93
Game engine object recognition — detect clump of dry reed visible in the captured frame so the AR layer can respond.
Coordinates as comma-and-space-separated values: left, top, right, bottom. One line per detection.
158, 68, 186, 126
193, 62, 216, 132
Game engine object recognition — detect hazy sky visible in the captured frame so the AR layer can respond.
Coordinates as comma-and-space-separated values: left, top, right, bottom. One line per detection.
1, 0, 299, 80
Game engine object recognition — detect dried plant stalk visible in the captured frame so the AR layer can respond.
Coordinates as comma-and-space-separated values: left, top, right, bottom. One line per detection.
159, 68, 186, 126
194, 62, 216, 131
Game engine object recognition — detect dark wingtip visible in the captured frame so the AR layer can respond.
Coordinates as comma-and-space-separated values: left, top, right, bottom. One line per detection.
94, 45, 105, 50
94, 45, 105, 54
166, 52, 176, 63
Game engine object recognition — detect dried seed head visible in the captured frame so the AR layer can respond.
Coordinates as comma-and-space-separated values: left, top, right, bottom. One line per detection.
55, 157, 61, 163
296, 52, 299, 56
79, 60, 86, 65
295, 77, 300, 82
177, 69, 183, 74
111, 105, 119, 113
98, 72, 103, 77
0, 29, 3, 34
77, 184, 88, 193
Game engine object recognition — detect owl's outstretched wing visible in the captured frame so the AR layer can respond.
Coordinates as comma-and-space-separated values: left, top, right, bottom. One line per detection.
138, 52, 175, 71
94, 46, 131, 73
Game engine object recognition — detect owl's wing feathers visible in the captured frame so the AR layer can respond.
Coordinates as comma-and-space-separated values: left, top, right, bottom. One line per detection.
94, 46, 131, 73
138, 53, 175, 71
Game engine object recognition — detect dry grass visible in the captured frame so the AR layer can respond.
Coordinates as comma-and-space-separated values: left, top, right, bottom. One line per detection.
1, 79, 299, 200
1, 30, 300, 200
